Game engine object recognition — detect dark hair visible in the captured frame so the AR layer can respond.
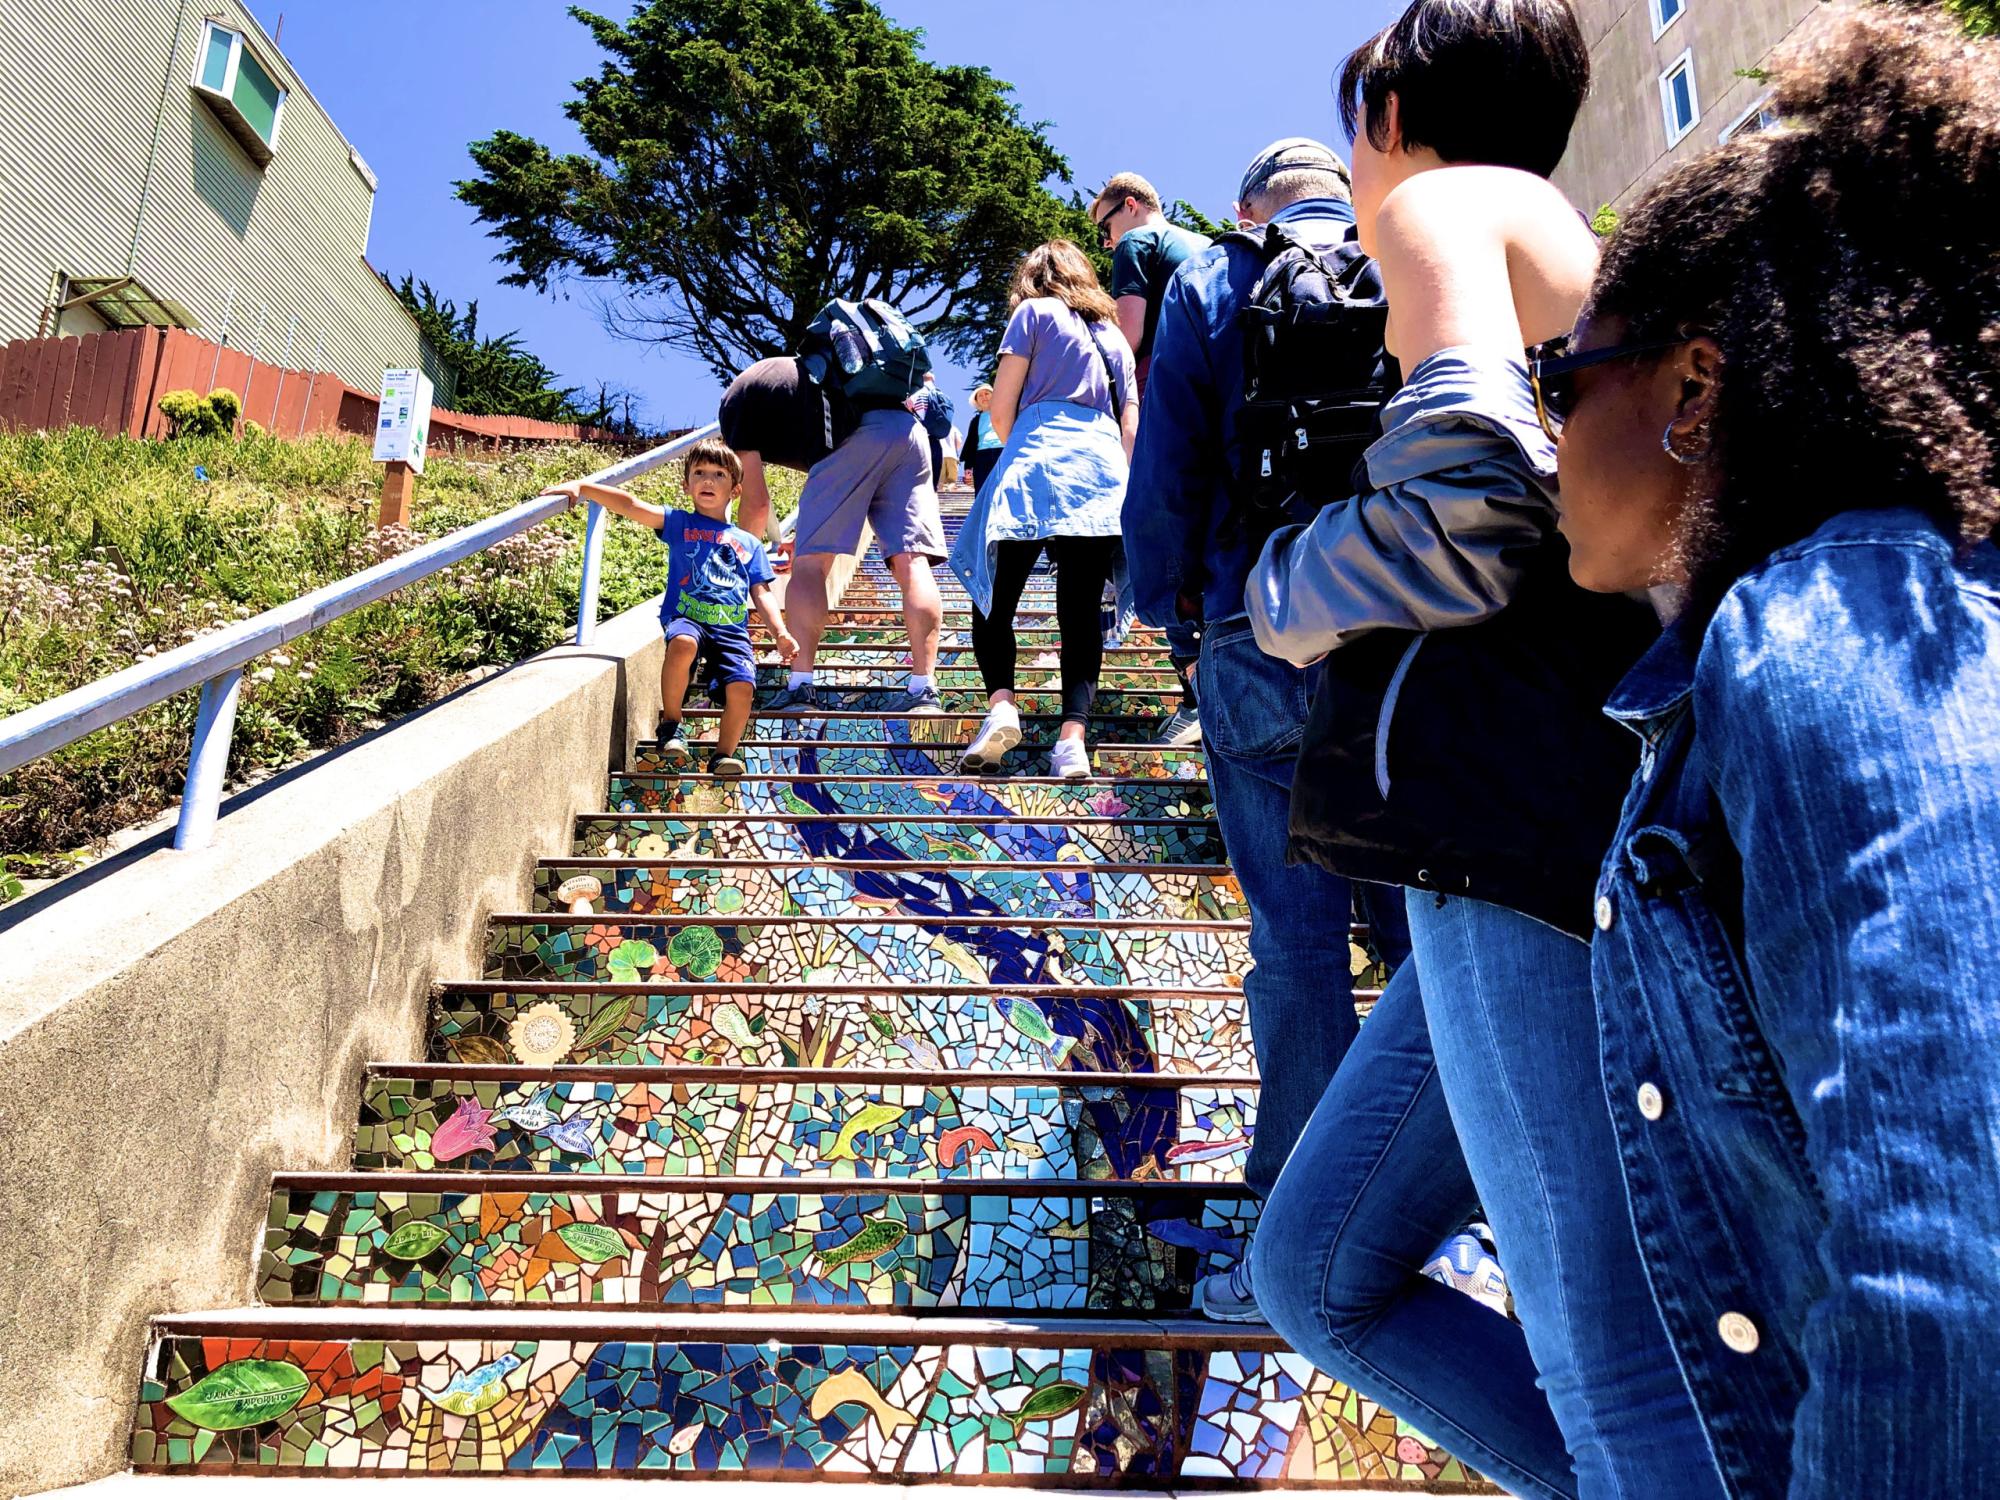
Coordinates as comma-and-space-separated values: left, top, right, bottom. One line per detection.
681, 436, 743, 487
1338, 0, 1589, 179
1584, 6, 2000, 610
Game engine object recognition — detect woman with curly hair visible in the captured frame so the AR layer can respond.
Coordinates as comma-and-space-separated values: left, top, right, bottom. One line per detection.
1547, 7, 2000, 1492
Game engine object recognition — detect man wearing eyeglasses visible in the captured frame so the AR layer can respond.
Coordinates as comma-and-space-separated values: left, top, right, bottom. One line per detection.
1091, 172, 1212, 746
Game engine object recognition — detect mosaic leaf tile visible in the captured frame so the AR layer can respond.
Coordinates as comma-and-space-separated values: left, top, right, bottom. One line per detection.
483, 915, 1251, 989
259, 1181, 1255, 1311
133, 1330, 1478, 1483
604, 775, 1216, 821
352, 1072, 1259, 1180
567, 814, 1226, 866
530, 863, 1247, 922
429, 984, 1262, 1074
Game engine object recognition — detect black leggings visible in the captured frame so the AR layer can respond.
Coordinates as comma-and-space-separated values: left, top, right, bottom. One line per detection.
971, 535, 1118, 726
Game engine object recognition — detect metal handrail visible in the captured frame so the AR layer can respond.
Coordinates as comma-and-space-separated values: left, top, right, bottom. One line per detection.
0, 423, 720, 850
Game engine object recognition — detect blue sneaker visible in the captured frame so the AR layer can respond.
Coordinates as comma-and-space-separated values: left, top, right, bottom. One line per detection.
1192, 1255, 1263, 1323
766, 682, 820, 711
897, 684, 945, 715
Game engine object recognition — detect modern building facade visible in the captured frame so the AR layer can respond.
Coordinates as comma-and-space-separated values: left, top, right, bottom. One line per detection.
1556, 0, 1832, 214
0, 0, 448, 396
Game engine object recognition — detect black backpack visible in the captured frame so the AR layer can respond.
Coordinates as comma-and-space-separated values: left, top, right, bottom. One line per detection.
1225, 222, 1392, 543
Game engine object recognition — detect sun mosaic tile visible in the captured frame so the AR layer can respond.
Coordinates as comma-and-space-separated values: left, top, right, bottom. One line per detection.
133, 1332, 1478, 1482
352, 1073, 1258, 1181
260, 1183, 1256, 1311
568, 813, 1226, 866
530, 862, 1247, 922
604, 775, 1217, 821
483, 915, 1250, 990
430, 985, 1257, 1074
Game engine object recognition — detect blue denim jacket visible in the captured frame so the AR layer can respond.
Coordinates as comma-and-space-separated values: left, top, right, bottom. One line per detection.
1592, 508, 2000, 1497
1123, 197, 1358, 628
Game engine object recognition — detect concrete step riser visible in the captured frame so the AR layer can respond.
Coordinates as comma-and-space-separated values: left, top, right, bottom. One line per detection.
605, 776, 1216, 821
354, 1070, 1258, 1180
260, 1178, 1255, 1313
569, 814, 1225, 867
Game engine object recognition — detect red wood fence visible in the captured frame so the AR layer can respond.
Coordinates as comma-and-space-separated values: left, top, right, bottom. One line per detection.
0, 327, 624, 449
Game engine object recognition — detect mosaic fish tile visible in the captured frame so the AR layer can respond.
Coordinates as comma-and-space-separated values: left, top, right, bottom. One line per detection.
484, 915, 1251, 990
530, 862, 1247, 922
352, 1073, 1258, 1180
604, 775, 1216, 821
133, 1332, 1478, 1483
430, 985, 1261, 1074
259, 1183, 1255, 1311
567, 814, 1226, 866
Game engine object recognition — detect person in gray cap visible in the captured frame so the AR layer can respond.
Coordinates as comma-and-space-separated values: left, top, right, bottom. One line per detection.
1123, 136, 1409, 1321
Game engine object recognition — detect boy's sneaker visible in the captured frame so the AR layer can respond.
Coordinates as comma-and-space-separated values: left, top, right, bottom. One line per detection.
658, 730, 692, 768
766, 681, 819, 711
1193, 1257, 1263, 1323
710, 753, 747, 779
960, 701, 1022, 773
1049, 738, 1092, 780
1153, 704, 1202, 746
897, 684, 945, 715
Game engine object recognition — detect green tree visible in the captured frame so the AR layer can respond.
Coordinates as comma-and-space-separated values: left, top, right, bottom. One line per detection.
395, 278, 583, 421
455, 0, 1083, 378
1945, 0, 1997, 34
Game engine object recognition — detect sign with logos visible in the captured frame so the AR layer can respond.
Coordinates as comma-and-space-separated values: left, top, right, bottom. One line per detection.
373, 368, 433, 473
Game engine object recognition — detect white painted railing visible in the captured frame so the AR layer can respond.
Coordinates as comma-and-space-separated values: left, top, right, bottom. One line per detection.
0, 423, 720, 850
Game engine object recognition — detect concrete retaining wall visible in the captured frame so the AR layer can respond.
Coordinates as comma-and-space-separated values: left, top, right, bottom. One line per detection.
0, 599, 673, 1496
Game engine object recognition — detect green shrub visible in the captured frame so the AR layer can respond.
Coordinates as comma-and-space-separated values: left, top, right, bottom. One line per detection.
156, 387, 243, 440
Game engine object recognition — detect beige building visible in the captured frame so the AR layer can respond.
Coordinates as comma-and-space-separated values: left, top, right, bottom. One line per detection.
0, 0, 448, 396
1556, 0, 1831, 214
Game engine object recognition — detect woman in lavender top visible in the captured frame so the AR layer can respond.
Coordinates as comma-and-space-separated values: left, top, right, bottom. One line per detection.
949, 239, 1138, 779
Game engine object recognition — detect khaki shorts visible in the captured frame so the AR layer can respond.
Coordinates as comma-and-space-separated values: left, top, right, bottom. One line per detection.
794, 408, 947, 563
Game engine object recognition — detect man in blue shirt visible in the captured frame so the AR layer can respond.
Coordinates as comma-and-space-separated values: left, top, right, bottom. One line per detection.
1125, 138, 1397, 1321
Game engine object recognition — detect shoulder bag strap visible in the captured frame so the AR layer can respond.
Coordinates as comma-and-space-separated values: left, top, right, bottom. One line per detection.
1074, 305, 1128, 425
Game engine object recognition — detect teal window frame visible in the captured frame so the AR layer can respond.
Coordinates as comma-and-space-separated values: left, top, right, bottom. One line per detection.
190, 21, 287, 164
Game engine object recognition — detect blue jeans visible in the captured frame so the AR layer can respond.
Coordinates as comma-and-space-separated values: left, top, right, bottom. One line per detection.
1413, 893, 1721, 1500
1197, 617, 1361, 1199
1257, 960, 1577, 1500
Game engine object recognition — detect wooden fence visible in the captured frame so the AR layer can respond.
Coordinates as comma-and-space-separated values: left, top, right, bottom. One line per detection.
0, 327, 624, 449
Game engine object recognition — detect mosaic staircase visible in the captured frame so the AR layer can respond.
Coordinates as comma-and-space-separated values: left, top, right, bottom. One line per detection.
123, 497, 1488, 1490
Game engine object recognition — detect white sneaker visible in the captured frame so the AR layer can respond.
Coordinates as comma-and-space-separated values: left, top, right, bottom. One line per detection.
961, 701, 1022, 773
1049, 738, 1092, 780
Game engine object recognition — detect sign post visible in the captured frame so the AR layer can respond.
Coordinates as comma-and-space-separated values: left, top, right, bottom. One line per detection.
373, 367, 434, 527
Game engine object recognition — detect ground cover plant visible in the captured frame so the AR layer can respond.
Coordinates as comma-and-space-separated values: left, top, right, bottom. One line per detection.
0, 426, 799, 887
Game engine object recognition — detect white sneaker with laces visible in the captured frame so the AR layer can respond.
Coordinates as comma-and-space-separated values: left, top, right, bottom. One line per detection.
961, 701, 1022, 773
1049, 738, 1092, 780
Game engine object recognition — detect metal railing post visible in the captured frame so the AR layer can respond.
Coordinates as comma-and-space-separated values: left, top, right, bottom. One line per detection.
573, 500, 607, 647
173, 669, 243, 851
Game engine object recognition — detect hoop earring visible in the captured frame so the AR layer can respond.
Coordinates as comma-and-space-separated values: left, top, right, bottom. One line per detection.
1662, 421, 1709, 466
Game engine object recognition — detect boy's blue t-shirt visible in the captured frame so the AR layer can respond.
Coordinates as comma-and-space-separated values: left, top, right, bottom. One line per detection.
660, 509, 775, 627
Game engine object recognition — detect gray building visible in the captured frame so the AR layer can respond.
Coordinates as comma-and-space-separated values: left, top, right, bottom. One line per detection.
0, 0, 448, 396
1556, 0, 1832, 214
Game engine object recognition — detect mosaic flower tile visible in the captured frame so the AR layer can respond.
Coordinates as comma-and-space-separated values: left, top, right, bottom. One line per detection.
531, 863, 1247, 922
352, 1073, 1257, 1180
484, 915, 1251, 990
430, 985, 1259, 1074
604, 775, 1217, 821
133, 1333, 1477, 1483
567, 813, 1226, 866
259, 1184, 1256, 1311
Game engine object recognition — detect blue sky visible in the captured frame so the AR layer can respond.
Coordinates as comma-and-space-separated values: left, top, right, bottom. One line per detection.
257, 0, 1406, 428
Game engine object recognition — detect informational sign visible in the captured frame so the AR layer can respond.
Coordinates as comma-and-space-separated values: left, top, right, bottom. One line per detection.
373, 368, 434, 473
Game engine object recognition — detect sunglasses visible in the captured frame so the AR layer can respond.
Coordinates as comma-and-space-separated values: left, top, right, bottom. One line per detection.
1093, 203, 1120, 246
1529, 338, 1688, 442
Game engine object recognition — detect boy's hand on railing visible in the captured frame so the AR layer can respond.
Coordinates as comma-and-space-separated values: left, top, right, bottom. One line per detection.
773, 630, 800, 663
541, 481, 586, 509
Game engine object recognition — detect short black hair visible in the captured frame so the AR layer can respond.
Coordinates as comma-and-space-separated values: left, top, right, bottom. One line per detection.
1338, 0, 1590, 179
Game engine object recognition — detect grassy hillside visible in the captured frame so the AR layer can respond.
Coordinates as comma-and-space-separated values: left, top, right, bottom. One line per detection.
0, 427, 800, 885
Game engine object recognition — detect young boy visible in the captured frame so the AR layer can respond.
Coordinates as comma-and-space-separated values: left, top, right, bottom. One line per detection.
547, 438, 796, 776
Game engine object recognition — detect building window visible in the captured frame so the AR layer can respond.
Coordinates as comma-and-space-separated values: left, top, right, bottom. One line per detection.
191, 21, 287, 165
1650, 0, 1686, 39
1720, 93, 1779, 143
1659, 50, 1701, 148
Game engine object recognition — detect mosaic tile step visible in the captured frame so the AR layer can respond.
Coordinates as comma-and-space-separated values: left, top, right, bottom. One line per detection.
569, 812, 1225, 867
353, 1066, 1259, 1180
485, 912, 1250, 989
796, 627, 1171, 648
259, 1174, 1254, 1312
430, 982, 1265, 1074
776, 646, 1177, 668
605, 775, 1214, 821
765, 608, 1168, 630
630, 742, 1208, 781
747, 690, 1180, 718
132, 1309, 1484, 1487
753, 666, 1180, 691
530, 861, 1246, 922
669, 711, 1170, 743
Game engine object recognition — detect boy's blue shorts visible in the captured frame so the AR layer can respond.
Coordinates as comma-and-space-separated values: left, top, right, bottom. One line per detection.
663, 615, 757, 692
